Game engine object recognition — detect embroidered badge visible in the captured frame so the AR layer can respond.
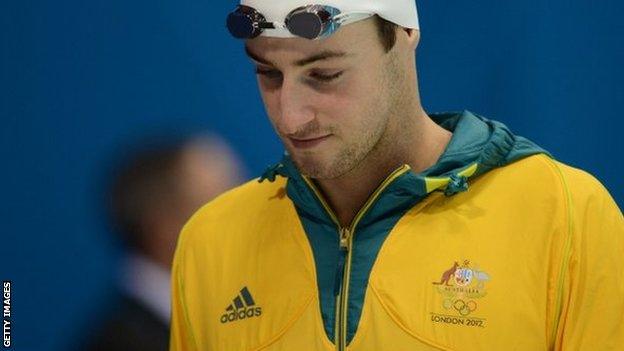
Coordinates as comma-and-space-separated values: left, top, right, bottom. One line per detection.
430, 260, 490, 327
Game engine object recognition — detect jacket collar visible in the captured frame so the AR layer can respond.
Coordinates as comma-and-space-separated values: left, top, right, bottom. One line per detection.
260, 111, 549, 226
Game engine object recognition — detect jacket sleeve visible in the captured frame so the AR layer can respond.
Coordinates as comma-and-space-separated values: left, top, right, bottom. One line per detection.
554, 166, 624, 350
169, 232, 198, 351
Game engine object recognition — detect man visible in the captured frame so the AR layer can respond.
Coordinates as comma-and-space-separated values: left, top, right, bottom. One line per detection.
85, 134, 242, 351
170, 1, 624, 350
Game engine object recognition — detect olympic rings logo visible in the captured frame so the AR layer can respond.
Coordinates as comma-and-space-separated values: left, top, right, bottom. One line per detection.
453, 299, 477, 316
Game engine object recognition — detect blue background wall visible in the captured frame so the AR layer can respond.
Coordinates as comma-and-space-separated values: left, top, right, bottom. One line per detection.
2, 0, 622, 349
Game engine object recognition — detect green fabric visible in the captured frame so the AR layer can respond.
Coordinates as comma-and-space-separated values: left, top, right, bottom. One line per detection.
259, 110, 549, 344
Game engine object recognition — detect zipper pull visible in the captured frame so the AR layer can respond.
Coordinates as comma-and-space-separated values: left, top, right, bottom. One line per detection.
333, 228, 350, 296
339, 227, 349, 250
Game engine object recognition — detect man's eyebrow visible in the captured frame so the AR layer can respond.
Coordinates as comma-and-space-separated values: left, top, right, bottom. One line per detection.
294, 50, 348, 67
245, 45, 273, 65
244, 45, 349, 67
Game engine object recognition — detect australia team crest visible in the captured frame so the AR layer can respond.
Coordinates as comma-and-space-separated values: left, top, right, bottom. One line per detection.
431, 260, 490, 327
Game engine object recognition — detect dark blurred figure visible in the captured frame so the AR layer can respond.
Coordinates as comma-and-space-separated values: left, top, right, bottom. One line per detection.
84, 134, 243, 351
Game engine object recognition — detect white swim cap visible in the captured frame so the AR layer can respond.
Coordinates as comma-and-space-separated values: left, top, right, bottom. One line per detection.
239, 0, 419, 38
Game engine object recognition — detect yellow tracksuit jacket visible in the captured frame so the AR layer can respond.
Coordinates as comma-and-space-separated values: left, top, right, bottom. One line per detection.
170, 111, 624, 351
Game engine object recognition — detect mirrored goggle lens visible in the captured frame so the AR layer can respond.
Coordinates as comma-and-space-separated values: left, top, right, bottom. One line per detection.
227, 6, 267, 39
227, 12, 256, 38
287, 12, 324, 39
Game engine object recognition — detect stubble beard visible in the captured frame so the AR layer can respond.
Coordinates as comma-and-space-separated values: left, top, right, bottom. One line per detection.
290, 95, 393, 180
299, 125, 386, 180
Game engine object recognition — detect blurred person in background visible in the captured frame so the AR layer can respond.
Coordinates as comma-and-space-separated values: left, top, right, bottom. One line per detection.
84, 133, 243, 351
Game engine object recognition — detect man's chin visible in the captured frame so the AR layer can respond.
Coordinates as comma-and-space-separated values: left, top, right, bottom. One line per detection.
291, 155, 352, 180
289, 154, 332, 179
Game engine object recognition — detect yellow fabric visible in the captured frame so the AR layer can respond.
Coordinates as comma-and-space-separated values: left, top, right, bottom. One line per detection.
170, 154, 624, 350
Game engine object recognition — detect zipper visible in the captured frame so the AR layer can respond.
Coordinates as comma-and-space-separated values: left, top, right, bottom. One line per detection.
302, 164, 411, 350
336, 227, 351, 351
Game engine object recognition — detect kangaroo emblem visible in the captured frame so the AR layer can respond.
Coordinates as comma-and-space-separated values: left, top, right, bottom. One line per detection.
432, 262, 459, 286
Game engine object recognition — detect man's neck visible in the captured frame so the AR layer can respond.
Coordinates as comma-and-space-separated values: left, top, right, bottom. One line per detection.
313, 112, 452, 228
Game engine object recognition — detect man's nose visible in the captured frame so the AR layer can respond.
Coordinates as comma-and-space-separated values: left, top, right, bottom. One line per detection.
278, 80, 315, 135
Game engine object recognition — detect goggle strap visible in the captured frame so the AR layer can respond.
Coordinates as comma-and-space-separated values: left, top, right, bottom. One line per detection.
333, 12, 374, 25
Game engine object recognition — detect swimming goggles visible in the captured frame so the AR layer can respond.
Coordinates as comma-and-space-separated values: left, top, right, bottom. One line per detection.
226, 4, 374, 40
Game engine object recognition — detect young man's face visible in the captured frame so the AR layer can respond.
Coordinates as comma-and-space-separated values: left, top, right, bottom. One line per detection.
245, 18, 405, 179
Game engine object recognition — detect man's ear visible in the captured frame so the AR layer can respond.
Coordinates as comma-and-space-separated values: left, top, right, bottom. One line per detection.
403, 28, 420, 51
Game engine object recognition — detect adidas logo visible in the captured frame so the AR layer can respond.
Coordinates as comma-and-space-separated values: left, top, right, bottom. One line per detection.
220, 287, 262, 324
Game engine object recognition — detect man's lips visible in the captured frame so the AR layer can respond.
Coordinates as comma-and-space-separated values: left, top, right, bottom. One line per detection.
288, 135, 332, 149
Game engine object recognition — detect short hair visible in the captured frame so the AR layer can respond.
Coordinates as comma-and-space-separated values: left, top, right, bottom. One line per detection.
375, 15, 399, 53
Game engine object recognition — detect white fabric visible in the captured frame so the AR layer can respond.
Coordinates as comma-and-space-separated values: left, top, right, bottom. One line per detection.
241, 0, 419, 38
122, 253, 172, 325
